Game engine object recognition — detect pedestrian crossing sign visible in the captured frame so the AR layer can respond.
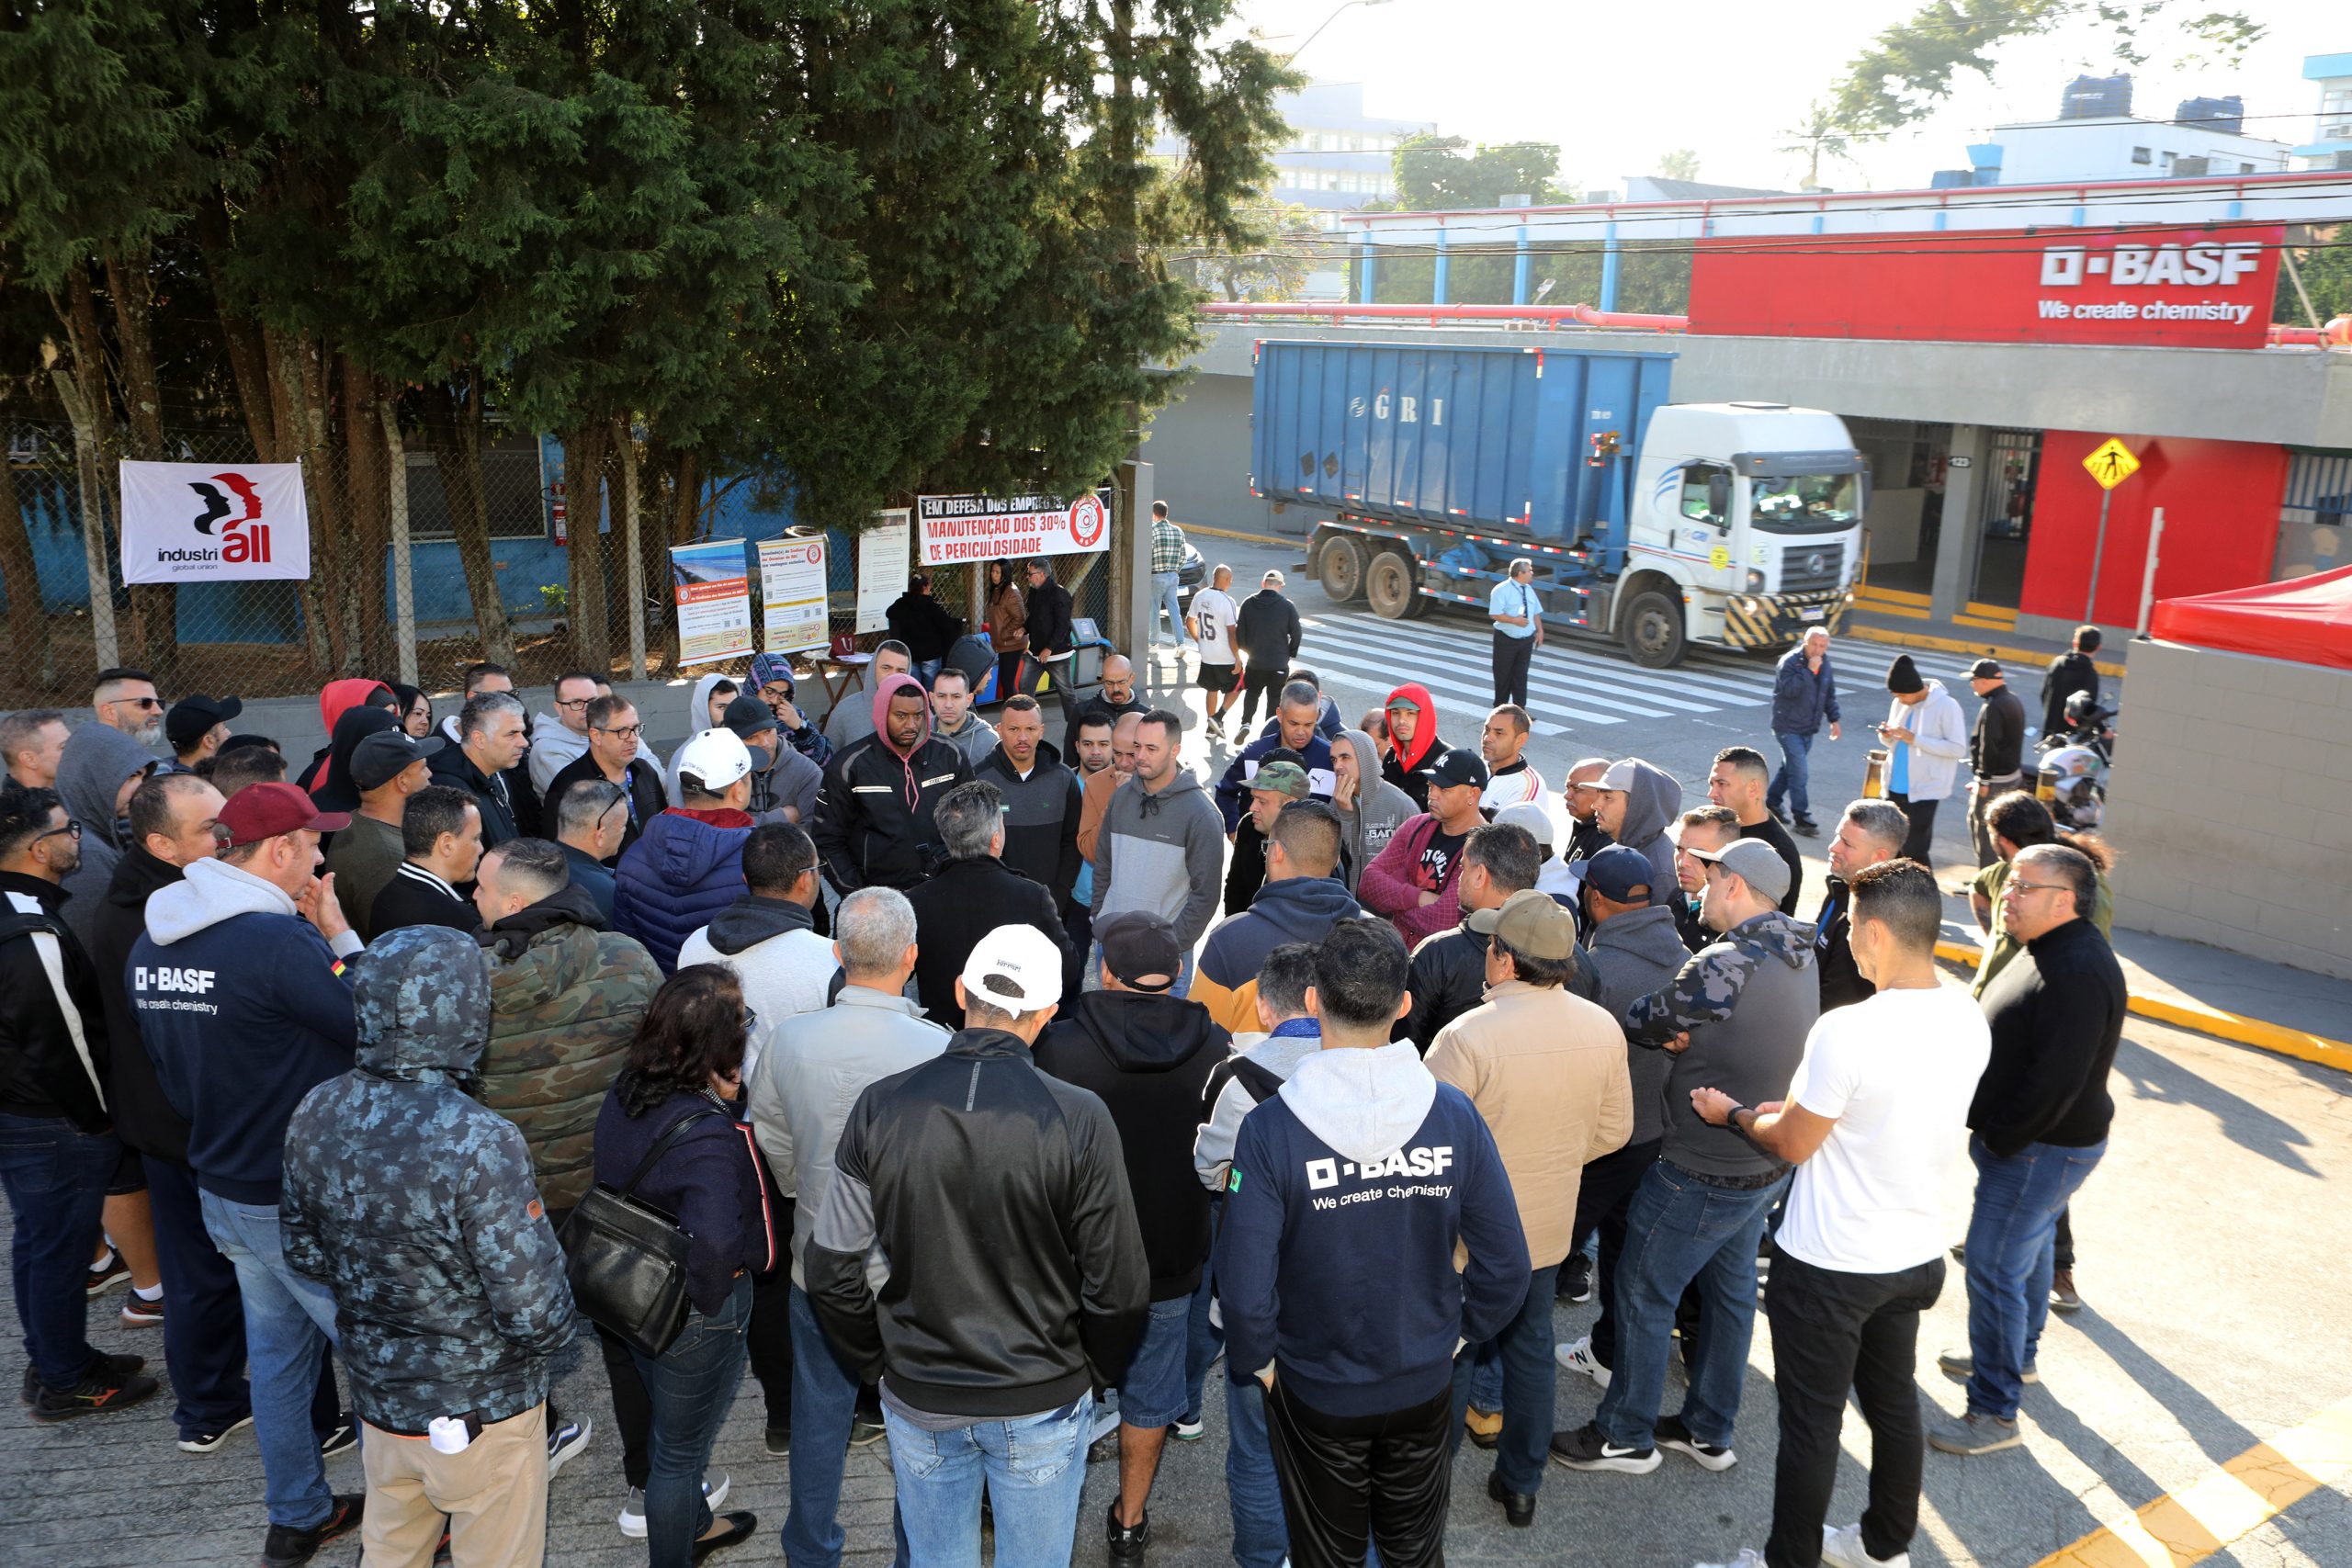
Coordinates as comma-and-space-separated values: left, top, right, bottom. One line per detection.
2083, 438, 2140, 491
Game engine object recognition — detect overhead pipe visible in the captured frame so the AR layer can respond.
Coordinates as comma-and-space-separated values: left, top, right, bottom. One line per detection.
1196, 300, 1688, 332
2267, 315, 2352, 348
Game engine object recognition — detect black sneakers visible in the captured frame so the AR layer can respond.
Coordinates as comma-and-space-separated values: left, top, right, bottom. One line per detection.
318, 1414, 359, 1458
1655, 1414, 1738, 1471
28, 1359, 161, 1423
1549, 1420, 1659, 1473
764, 1422, 793, 1457
1561, 1254, 1594, 1303
260, 1493, 364, 1568
1106, 1499, 1152, 1561
85, 1248, 131, 1298
179, 1414, 256, 1454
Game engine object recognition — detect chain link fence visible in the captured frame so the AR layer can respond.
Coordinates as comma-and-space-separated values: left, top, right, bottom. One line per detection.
4, 418, 1118, 710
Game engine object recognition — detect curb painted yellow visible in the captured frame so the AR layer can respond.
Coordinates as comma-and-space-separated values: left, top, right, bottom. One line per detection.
1846, 624, 2130, 681
1933, 942, 2352, 1075
2030, 1392, 2352, 1567
1184, 524, 1299, 545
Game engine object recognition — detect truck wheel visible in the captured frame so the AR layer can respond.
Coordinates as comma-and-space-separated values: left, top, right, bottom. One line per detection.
1365, 551, 1419, 621
1316, 535, 1370, 603
1620, 590, 1685, 668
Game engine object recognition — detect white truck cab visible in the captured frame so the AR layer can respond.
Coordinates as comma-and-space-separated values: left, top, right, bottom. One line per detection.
1613, 401, 1866, 666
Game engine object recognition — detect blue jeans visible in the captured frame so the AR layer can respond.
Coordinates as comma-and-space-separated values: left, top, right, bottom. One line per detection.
1120, 1294, 1193, 1428
1082, 939, 1193, 997
1153, 571, 1185, 643
632, 1274, 752, 1568
1181, 1260, 1222, 1424
1449, 1263, 1559, 1495
0, 1112, 118, 1392
783, 1284, 904, 1568
1225, 1373, 1289, 1568
1465, 1348, 1504, 1416
1595, 1162, 1790, 1450
201, 1189, 344, 1530
1767, 730, 1815, 821
913, 659, 944, 687
1962, 1135, 2105, 1420
885, 1393, 1094, 1568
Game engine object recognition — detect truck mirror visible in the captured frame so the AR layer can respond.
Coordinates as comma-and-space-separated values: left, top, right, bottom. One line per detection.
1707, 473, 1730, 520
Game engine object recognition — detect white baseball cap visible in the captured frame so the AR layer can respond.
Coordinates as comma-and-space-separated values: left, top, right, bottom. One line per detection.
959, 923, 1066, 1015
1492, 801, 1555, 847
673, 728, 754, 792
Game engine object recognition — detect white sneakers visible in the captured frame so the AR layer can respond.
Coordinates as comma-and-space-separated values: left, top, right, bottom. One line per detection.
1822, 1522, 1910, 1567
1554, 1334, 1612, 1389
616, 1472, 730, 1540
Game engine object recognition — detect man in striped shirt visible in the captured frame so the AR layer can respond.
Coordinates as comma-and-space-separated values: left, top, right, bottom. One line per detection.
1479, 705, 1546, 816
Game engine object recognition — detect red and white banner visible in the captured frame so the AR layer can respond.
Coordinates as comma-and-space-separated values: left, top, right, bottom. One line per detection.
917, 489, 1114, 566
119, 460, 312, 583
1686, 224, 2284, 349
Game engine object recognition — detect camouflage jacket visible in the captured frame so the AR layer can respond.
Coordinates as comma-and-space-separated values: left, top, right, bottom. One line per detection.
1623, 910, 1819, 1178
282, 925, 576, 1432
477, 886, 661, 1211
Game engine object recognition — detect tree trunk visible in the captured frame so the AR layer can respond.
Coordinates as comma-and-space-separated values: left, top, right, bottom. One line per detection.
341, 357, 394, 673
561, 422, 610, 671
104, 251, 180, 684
265, 327, 338, 679
0, 457, 54, 698
420, 378, 517, 666
53, 267, 120, 669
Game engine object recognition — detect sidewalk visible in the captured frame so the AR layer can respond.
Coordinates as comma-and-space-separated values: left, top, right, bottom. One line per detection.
1845, 584, 2131, 681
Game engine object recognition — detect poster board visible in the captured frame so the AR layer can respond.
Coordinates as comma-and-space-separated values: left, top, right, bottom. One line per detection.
757, 535, 830, 654
670, 538, 753, 666
916, 489, 1113, 566
857, 509, 910, 633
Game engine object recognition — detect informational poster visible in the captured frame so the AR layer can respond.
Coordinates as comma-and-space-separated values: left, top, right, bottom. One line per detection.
119, 460, 312, 584
670, 538, 753, 667
857, 509, 910, 633
757, 535, 830, 654
916, 488, 1114, 566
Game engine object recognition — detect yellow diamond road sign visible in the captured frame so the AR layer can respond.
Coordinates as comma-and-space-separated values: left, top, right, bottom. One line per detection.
2083, 437, 2139, 491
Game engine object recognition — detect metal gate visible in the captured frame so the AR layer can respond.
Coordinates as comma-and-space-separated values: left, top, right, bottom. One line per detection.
1972, 428, 2043, 607
2276, 447, 2352, 580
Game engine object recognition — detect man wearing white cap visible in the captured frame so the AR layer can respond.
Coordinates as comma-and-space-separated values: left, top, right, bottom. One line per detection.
613, 728, 758, 975
805, 923, 1149, 1568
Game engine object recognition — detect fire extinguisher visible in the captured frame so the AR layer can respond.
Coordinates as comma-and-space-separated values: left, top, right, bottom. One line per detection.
551, 479, 569, 545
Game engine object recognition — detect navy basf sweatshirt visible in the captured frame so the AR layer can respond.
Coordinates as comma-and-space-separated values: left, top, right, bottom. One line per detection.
1213, 1041, 1528, 1418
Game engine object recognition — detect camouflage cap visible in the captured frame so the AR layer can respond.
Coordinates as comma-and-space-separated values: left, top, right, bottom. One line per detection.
1250, 760, 1312, 800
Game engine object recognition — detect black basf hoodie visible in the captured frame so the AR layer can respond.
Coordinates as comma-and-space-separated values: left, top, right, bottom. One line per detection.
1034, 991, 1230, 1300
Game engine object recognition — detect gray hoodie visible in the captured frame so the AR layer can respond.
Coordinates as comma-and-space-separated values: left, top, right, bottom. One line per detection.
56, 723, 160, 952
1280, 1040, 1436, 1166
1625, 909, 1818, 1178
932, 709, 999, 770
1090, 763, 1225, 949
1584, 903, 1690, 1146
1611, 759, 1684, 910
1333, 728, 1417, 895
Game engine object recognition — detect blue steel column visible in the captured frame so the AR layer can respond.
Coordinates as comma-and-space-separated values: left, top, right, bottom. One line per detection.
1432, 225, 1450, 305
1359, 239, 1378, 303
1512, 223, 1530, 305
1599, 221, 1622, 312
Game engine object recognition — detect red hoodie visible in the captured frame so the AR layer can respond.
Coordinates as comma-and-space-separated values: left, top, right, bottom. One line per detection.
1384, 682, 1441, 774
319, 678, 392, 736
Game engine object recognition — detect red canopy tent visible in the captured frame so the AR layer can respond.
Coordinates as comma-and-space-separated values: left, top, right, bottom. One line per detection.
2147, 565, 2352, 671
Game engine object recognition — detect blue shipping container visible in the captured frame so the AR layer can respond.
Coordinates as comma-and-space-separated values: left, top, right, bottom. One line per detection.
1249, 341, 1676, 546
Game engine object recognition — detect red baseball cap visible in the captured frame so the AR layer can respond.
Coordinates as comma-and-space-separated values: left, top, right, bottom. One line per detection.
219, 782, 350, 847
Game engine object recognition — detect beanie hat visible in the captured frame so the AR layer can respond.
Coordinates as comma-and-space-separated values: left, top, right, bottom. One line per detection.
1885, 655, 1924, 695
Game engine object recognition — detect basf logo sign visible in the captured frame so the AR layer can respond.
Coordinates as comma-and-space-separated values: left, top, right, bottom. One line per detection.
1687, 224, 2283, 349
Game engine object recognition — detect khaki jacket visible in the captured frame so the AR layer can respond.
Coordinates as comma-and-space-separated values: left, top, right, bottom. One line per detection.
1427, 978, 1634, 1270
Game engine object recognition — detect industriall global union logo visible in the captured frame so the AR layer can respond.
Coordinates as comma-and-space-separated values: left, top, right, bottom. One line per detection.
1067, 491, 1109, 548
184, 471, 275, 563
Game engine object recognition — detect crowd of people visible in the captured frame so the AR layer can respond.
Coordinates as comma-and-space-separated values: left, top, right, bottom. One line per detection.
0, 582, 2132, 1568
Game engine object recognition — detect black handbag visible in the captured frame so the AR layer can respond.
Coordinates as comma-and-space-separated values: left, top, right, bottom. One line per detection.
561, 1108, 721, 1359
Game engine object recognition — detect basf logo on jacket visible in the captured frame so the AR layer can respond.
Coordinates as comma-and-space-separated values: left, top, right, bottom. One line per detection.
119, 460, 312, 584
1687, 223, 2284, 349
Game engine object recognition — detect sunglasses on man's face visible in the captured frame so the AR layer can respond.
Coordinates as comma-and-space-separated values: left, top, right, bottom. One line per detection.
117, 696, 163, 711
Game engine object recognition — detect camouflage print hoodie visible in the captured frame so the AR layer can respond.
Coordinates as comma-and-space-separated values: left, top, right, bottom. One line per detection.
1623, 910, 1818, 1179
281, 924, 576, 1433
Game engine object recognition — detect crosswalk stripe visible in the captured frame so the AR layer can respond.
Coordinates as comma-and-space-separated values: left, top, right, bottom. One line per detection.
1301, 658, 1598, 730
1297, 619, 1687, 718
1304, 614, 1769, 705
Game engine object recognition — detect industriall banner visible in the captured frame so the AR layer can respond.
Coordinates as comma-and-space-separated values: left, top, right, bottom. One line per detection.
119, 460, 313, 584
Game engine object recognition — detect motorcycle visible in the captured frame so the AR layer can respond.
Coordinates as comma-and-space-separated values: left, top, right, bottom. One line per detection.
2034, 693, 2116, 830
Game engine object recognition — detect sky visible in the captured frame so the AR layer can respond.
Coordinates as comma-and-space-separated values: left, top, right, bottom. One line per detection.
1229, 0, 2342, 195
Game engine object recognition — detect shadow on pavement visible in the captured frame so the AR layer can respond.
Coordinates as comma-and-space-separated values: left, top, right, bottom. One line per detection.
2110, 1039, 2321, 1178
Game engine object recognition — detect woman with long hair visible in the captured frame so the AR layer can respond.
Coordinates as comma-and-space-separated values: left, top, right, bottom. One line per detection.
591, 966, 772, 1564
985, 558, 1028, 700
390, 682, 434, 739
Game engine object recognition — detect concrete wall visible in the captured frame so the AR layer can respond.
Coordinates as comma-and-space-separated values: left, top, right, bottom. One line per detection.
2103, 637, 2352, 979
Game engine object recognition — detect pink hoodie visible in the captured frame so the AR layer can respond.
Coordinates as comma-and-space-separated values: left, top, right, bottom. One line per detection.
871, 672, 933, 806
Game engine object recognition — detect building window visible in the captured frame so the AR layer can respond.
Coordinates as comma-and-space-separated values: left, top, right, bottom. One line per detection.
2241, 162, 2255, 173
2130, 146, 2151, 164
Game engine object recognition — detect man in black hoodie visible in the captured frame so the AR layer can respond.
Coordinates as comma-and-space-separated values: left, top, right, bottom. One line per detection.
906, 783, 1068, 1027
1034, 911, 1229, 1562
90, 774, 348, 1451
2039, 626, 2102, 739
425, 690, 531, 850
1235, 570, 1304, 733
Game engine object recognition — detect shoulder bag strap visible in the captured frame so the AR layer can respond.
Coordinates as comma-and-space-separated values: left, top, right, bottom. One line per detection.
612, 1107, 723, 1201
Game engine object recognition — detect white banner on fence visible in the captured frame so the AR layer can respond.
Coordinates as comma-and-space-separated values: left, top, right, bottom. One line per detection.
857, 510, 910, 633
671, 538, 753, 667
916, 489, 1112, 567
758, 535, 830, 655
119, 460, 312, 584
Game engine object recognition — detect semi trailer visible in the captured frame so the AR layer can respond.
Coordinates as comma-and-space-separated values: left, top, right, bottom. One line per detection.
1248, 339, 1866, 666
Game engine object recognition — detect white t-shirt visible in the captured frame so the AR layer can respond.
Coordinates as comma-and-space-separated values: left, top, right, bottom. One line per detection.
1190, 587, 1240, 667
1771, 981, 1992, 1276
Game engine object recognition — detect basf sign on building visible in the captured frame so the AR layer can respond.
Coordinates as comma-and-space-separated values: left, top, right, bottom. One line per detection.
1686, 224, 2284, 348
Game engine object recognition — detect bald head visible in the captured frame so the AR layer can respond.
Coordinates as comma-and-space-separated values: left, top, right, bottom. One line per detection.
1100, 654, 1136, 706
1111, 710, 1143, 775
1565, 757, 1611, 824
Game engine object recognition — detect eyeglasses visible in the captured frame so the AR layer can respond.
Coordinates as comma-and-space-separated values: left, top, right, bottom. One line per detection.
207, 822, 234, 846
116, 696, 163, 711
554, 696, 592, 711
594, 724, 643, 739
37, 819, 83, 841
2007, 881, 2068, 896
741, 1008, 759, 1032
